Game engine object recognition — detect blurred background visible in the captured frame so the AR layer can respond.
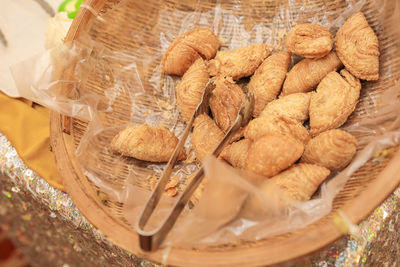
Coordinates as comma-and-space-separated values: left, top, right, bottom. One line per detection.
0, 1, 69, 265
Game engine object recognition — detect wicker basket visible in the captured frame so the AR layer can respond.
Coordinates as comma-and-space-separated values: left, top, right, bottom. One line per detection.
50, 0, 400, 265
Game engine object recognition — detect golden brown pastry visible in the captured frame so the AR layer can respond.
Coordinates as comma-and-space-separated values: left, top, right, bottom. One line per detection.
336, 12, 379, 81
149, 175, 179, 197
182, 28, 221, 59
162, 43, 200, 76
110, 124, 186, 162
244, 114, 310, 144
208, 44, 273, 80
209, 76, 245, 132
219, 139, 252, 169
260, 92, 311, 123
176, 58, 209, 122
248, 51, 291, 116
301, 129, 357, 171
192, 114, 225, 162
285, 24, 333, 59
309, 69, 361, 136
162, 28, 220, 76
246, 133, 304, 177
267, 163, 331, 201
280, 51, 343, 96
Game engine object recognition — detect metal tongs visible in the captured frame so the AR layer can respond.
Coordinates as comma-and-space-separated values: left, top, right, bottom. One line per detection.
137, 81, 255, 251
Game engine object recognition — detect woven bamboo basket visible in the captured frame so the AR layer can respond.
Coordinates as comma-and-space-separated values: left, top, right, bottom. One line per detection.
50, 0, 400, 265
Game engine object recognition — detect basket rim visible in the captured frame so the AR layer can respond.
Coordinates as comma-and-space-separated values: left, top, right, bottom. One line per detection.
50, 0, 400, 265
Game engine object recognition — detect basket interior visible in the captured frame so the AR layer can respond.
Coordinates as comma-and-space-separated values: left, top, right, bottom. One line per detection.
67, 0, 400, 251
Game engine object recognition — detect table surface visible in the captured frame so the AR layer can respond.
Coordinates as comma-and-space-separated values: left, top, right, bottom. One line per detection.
1, 130, 400, 266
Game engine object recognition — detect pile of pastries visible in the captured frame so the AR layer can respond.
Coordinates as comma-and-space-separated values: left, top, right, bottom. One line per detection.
111, 12, 379, 202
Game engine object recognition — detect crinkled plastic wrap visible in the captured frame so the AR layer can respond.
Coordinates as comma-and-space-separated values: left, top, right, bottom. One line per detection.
11, 0, 400, 250
11, 39, 96, 121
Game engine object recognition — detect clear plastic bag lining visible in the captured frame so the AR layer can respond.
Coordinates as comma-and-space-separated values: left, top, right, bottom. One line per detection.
11, 0, 400, 249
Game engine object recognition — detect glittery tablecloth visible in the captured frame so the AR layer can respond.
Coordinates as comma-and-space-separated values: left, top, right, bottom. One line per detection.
0, 130, 399, 266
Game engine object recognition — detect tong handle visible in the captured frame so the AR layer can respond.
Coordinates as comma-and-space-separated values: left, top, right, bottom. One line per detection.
137, 116, 245, 251
137, 82, 214, 248
138, 167, 205, 251
137, 81, 214, 228
137, 114, 195, 229
137, 87, 254, 251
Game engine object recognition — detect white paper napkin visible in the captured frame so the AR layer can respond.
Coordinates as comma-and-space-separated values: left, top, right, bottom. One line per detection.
0, 0, 68, 97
